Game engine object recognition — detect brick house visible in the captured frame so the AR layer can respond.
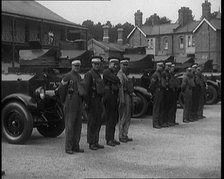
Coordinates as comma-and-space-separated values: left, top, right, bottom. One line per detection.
2, 1, 88, 72
127, 0, 221, 70
87, 25, 126, 60
193, 18, 221, 71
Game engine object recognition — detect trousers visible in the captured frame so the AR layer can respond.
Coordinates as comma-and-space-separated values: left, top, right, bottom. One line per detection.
118, 93, 132, 138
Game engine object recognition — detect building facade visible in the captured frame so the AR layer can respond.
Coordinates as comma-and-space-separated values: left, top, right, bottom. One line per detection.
127, 0, 221, 71
2, 1, 88, 73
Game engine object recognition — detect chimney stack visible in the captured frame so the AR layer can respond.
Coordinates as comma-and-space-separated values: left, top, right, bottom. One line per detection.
151, 13, 160, 26
117, 28, 123, 45
135, 10, 143, 27
202, 0, 211, 20
178, 7, 193, 27
103, 25, 109, 43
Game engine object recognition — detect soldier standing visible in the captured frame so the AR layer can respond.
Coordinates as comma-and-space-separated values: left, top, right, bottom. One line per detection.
196, 66, 207, 119
168, 64, 180, 126
181, 67, 195, 123
191, 64, 200, 121
161, 62, 172, 127
84, 56, 105, 150
117, 58, 134, 143
149, 62, 164, 129
103, 57, 121, 146
61, 59, 84, 154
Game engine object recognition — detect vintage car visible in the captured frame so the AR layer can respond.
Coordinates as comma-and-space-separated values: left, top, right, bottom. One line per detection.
1, 72, 64, 144
175, 72, 221, 107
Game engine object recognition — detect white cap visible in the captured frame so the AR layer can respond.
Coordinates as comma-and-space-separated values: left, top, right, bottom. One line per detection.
171, 64, 175, 67
71, 60, 81, 65
165, 62, 172, 66
91, 58, 101, 63
187, 67, 192, 71
192, 64, 197, 68
109, 58, 119, 63
157, 62, 164, 66
120, 59, 129, 64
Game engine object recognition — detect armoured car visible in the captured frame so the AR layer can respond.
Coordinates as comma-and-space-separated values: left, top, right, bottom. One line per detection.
1, 71, 64, 144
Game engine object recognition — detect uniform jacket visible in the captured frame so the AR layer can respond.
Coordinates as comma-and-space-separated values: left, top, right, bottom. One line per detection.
181, 73, 195, 92
150, 70, 166, 92
103, 68, 120, 91
117, 69, 130, 104
84, 69, 102, 106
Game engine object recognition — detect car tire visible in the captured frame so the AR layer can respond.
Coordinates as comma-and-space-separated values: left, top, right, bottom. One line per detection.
206, 85, 218, 105
2, 101, 33, 144
132, 92, 148, 118
37, 119, 65, 138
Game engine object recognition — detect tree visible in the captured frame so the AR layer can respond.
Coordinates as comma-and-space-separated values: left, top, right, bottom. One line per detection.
144, 14, 171, 26
81, 20, 134, 44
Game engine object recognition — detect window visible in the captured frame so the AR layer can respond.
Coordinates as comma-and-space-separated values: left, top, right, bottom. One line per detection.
192, 35, 195, 47
25, 23, 29, 42
164, 37, 168, 50
148, 38, 153, 49
188, 35, 192, 47
179, 36, 184, 49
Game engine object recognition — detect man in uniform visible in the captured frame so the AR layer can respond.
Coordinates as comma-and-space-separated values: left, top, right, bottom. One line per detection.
181, 67, 195, 123
103, 57, 121, 146
191, 64, 200, 121
141, 70, 151, 89
149, 62, 164, 129
196, 66, 207, 119
161, 62, 172, 127
61, 59, 84, 154
117, 58, 134, 143
168, 63, 180, 126
84, 56, 105, 150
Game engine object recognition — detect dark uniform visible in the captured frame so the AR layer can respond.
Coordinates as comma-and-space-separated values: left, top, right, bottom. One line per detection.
191, 74, 200, 120
181, 69, 195, 123
149, 65, 165, 128
161, 68, 171, 127
62, 70, 83, 153
141, 70, 151, 89
196, 69, 206, 119
84, 68, 104, 150
168, 69, 180, 125
103, 67, 121, 146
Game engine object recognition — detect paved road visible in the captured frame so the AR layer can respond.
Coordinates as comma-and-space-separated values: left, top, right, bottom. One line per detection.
2, 103, 221, 178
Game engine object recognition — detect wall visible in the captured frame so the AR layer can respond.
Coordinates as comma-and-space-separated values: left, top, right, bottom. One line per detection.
195, 21, 220, 71
128, 29, 147, 47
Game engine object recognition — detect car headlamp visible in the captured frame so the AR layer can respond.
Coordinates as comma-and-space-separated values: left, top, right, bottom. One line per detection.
35, 86, 45, 99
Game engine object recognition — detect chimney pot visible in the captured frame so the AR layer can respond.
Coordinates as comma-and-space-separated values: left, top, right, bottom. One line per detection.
117, 28, 123, 45
103, 25, 109, 43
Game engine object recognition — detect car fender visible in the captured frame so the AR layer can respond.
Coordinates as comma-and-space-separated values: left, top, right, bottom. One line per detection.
134, 86, 152, 101
1, 93, 37, 112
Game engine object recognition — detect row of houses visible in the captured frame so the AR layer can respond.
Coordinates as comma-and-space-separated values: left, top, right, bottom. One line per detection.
88, 0, 221, 71
1, 0, 221, 73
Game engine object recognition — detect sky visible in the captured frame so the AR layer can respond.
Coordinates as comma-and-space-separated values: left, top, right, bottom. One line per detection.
37, 0, 221, 25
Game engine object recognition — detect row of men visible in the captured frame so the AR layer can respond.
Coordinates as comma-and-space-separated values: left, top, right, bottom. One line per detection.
59, 56, 134, 154
149, 62, 207, 129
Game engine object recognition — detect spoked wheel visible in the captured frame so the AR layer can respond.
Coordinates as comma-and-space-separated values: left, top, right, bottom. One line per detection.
2, 102, 33, 144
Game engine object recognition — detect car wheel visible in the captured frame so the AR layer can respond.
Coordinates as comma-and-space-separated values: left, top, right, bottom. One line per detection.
132, 92, 148, 118
2, 101, 33, 144
206, 85, 218, 105
37, 119, 65, 138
